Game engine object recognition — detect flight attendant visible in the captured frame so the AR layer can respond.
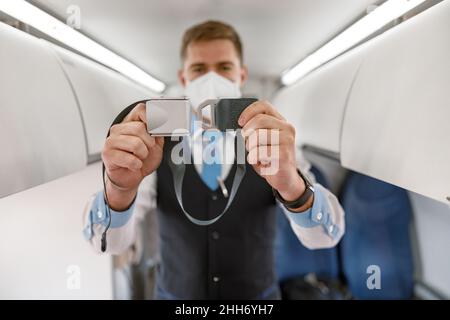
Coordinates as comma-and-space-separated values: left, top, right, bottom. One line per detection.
83, 20, 345, 299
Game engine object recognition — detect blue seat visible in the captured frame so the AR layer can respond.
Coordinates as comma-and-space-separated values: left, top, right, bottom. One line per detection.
274, 166, 339, 283
340, 172, 414, 299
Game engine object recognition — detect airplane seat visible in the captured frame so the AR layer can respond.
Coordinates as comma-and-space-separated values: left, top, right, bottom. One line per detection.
340, 172, 414, 299
275, 165, 342, 299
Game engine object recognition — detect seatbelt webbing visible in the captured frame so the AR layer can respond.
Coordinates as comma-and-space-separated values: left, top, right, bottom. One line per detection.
168, 146, 246, 226
103, 100, 246, 227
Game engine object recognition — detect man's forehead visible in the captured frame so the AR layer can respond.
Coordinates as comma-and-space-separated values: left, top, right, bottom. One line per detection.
185, 39, 240, 65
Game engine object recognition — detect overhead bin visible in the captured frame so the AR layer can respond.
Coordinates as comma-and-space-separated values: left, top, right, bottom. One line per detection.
274, 1, 450, 203
46, 42, 157, 157
273, 39, 364, 154
0, 23, 86, 198
341, 0, 450, 204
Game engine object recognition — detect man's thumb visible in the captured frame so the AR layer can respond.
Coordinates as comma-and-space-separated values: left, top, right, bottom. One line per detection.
123, 102, 147, 124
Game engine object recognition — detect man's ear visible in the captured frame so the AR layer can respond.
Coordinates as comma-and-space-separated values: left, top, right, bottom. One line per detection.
240, 65, 249, 86
178, 69, 187, 87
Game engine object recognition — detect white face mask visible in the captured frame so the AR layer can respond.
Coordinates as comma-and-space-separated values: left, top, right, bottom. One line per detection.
184, 71, 242, 111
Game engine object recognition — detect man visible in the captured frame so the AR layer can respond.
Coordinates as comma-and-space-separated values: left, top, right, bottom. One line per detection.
83, 20, 345, 299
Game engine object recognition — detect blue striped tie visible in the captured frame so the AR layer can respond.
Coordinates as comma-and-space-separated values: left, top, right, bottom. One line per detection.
201, 130, 221, 191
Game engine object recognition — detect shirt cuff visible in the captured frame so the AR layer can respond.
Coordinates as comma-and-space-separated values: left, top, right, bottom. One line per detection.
280, 183, 340, 239
83, 191, 136, 240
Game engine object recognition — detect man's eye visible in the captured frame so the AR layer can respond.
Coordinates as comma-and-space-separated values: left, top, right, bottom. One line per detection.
192, 67, 204, 73
221, 65, 232, 71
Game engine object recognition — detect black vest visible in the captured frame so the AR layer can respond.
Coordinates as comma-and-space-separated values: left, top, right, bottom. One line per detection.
155, 139, 279, 299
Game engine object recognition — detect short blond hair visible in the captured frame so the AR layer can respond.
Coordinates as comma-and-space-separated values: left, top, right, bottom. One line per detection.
180, 20, 243, 63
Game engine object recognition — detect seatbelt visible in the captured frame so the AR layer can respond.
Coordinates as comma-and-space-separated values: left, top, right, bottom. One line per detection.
167, 136, 246, 226
102, 100, 246, 239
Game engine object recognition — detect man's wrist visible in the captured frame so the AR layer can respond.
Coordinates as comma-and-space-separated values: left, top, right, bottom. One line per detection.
105, 180, 137, 212
278, 173, 306, 201
285, 192, 314, 213
275, 170, 314, 213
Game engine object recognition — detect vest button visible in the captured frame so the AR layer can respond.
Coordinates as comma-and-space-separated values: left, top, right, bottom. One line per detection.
213, 276, 220, 283
211, 231, 220, 240
211, 194, 218, 201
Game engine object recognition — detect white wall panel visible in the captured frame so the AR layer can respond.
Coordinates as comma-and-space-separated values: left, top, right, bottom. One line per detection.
0, 23, 86, 197
0, 162, 113, 299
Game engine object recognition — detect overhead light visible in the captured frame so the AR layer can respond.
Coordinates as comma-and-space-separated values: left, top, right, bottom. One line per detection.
0, 0, 166, 93
281, 0, 427, 86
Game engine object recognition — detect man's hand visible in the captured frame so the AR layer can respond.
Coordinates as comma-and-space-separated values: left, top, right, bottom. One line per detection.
102, 103, 164, 211
239, 101, 311, 210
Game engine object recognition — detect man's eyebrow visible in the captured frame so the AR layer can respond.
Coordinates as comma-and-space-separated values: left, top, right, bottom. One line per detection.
217, 61, 235, 65
188, 61, 236, 69
188, 63, 206, 69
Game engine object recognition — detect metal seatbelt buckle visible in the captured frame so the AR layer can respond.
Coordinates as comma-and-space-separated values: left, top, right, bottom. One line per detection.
146, 98, 191, 136
198, 98, 257, 131
145, 97, 257, 136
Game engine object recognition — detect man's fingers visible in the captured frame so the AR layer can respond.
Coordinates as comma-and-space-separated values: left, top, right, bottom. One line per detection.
104, 149, 143, 172
242, 114, 292, 137
154, 136, 165, 149
123, 102, 147, 124
238, 100, 285, 126
247, 145, 279, 164
247, 144, 293, 165
110, 121, 156, 149
105, 135, 149, 160
245, 129, 282, 151
247, 146, 281, 176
